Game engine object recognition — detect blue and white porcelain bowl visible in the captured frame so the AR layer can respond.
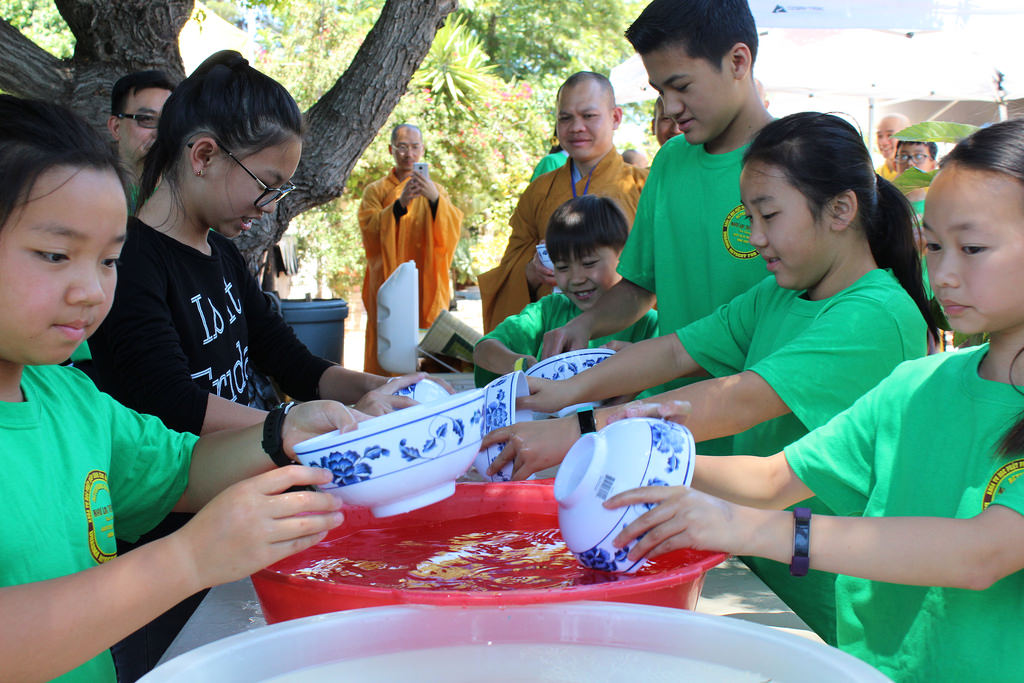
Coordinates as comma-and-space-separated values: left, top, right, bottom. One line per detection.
524, 347, 616, 418
475, 371, 534, 482
554, 418, 695, 573
392, 378, 451, 404
293, 389, 486, 517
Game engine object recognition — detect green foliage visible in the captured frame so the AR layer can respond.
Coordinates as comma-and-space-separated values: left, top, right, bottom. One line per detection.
456, 0, 644, 84
413, 16, 495, 110
0, 0, 73, 58
894, 121, 979, 145
893, 167, 938, 194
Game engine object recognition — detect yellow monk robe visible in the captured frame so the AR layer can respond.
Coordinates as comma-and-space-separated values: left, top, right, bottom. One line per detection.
358, 168, 463, 375
478, 148, 647, 332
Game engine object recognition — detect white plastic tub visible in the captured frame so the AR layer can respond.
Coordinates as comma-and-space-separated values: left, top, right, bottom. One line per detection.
141, 602, 890, 682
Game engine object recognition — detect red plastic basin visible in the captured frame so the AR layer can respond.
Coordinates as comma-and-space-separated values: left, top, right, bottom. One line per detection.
252, 481, 727, 624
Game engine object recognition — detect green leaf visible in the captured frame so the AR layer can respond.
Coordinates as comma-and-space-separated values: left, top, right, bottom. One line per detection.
893, 167, 938, 193
894, 121, 979, 144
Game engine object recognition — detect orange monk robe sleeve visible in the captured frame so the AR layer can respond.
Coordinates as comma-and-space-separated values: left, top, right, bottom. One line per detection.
478, 150, 648, 332
477, 171, 560, 333
402, 182, 463, 328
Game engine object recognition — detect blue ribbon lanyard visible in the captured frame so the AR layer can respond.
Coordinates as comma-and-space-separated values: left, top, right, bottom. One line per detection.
569, 159, 594, 198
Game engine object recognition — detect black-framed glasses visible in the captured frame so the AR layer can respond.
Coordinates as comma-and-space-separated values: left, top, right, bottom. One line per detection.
189, 140, 296, 208
896, 153, 933, 164
115, 112, 159, 129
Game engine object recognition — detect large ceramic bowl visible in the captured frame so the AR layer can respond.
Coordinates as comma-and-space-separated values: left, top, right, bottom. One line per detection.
293, 389, 486, 517
475, 371, 533, 482
555, 418, 696, 573
525, 347, 616, 417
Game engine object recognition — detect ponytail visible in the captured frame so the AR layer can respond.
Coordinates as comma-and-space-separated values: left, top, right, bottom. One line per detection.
940, 119, 1024, 457
866, 174, 938, 341
744, 112, 937, 339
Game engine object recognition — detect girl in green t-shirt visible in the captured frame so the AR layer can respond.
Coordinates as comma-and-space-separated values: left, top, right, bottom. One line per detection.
605, 119, 1024, 682
473, 195, 658, 386
0, 96, 356, 682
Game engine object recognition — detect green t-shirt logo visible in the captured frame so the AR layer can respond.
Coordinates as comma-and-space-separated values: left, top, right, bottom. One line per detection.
83, 470, 116, 563
721, 204, 757, 259
983, 457, 1024, 511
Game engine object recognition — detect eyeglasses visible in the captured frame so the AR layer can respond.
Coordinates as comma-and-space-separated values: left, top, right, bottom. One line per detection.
392, 143, 422, 153
896, 153, 933, 164
115, 112, 159, 129
188, 141, 296, 208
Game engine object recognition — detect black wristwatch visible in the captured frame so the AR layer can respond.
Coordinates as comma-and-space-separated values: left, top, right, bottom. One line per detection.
576, 407, 597, 435
262, 401, 296, 467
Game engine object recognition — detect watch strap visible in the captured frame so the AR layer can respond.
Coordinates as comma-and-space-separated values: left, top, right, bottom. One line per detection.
790, 506, 811, 577
262, 401, 296, 467
576, 407, 597, 435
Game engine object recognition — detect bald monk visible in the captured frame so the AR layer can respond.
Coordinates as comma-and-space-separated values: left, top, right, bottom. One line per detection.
358, 123, 463, 374
478, 72, 647, 332
875, 112, 911, 181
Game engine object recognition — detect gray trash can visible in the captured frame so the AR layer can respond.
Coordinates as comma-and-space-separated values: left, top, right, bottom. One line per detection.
279, 298, 348, 365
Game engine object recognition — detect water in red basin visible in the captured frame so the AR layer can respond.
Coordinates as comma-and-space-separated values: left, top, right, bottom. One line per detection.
253, 482, 727, 623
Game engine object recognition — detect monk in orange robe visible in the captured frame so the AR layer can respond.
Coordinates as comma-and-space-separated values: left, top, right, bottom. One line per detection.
479, 72, 647, 332
358, 124, 463, 375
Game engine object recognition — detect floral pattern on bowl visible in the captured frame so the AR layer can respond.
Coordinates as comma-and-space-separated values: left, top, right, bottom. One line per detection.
556, 418, 695, 573
294, 389, 486, 517
475, 371, 533, 482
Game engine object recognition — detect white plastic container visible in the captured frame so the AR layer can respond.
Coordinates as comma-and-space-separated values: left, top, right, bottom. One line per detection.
141, 602, 890, 682
377, 260, 418, 374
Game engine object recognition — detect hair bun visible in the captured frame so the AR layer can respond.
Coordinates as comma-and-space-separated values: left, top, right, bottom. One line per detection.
197, 50, 249, 75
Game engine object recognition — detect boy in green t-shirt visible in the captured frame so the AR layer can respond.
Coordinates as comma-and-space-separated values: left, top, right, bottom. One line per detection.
473, 195, 657, 387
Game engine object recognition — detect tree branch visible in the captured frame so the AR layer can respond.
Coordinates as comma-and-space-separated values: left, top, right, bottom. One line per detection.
0, 18, 70, 102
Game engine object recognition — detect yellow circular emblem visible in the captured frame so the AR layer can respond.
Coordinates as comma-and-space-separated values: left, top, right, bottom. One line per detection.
982, 458, 1024, 510
722, 204, 757, 259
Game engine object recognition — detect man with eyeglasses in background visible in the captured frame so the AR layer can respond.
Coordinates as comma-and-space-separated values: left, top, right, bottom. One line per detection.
358, 123, 464, 375
894, 139, 939, 246
65, 72, 177, 381
107, 70, 177, 210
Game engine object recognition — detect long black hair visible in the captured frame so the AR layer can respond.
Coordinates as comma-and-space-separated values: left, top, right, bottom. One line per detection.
138, 50, 303, 208
743, 112, 938, 341
0, 95, 127, 231
940, 118, 1024, 456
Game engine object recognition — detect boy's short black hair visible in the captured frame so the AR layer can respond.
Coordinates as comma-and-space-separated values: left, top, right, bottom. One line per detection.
625, 0, 758, 67
110, 70, 177, 115
545, 195, 630, 263
896, 139, 939, 160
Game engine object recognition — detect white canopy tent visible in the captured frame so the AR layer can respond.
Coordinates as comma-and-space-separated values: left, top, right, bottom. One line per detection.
610, 0, 1024, 136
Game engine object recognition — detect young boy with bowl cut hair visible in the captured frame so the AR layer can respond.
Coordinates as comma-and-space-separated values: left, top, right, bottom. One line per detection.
473, 196, 658, 387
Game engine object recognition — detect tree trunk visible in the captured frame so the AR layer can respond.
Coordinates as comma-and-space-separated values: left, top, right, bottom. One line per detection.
0, 0, 457, 275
